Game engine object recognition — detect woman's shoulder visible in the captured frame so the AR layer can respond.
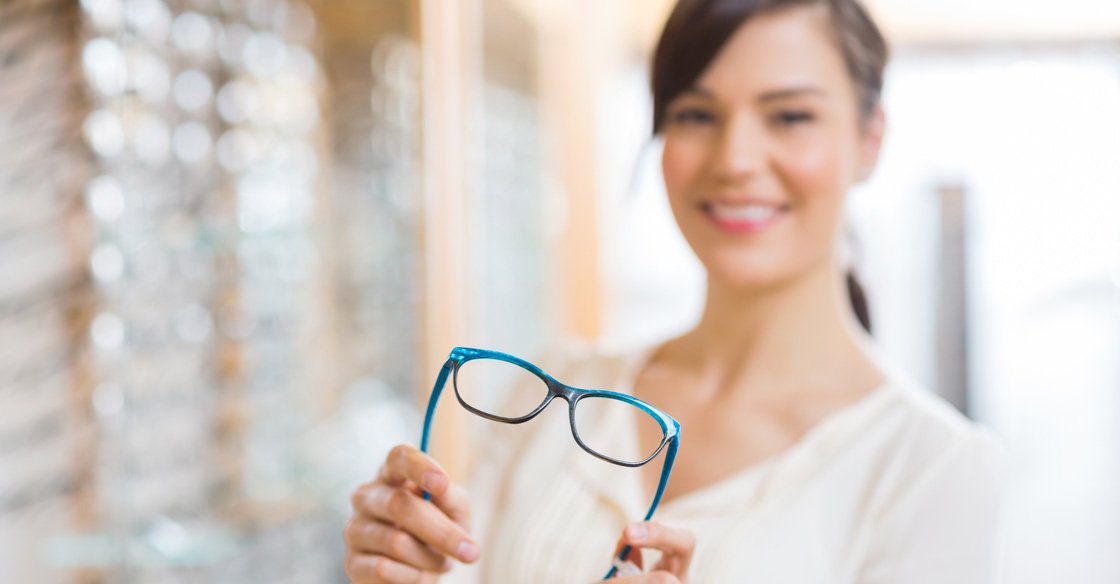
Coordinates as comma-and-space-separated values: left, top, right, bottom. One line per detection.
855, 341, 1000, 453
862, 371, 1007, 499
876, 373, 1001, 453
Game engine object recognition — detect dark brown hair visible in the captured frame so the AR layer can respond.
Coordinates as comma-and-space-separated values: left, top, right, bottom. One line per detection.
650, 0, 888, 333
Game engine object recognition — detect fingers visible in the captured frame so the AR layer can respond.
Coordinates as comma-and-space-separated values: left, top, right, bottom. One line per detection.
611, 556, 643, 577
376, 445, 472, 527
608, 542, 643, 571
345, 445, 480, 582
608, 572, 682, 584
622, 521, 695, 555
345, 517, 452, 574
612, 521, 695, 580
379, 445, 449, 493
428, 479, 472, 527
354, 483, 480, 564
345, 552, 435, 584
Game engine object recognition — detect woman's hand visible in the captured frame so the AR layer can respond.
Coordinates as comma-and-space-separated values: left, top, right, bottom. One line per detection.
608, 521, 696, 583
344, 444, 479, 583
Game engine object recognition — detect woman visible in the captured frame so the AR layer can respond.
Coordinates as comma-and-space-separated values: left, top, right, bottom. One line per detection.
344, 0, 1005, 582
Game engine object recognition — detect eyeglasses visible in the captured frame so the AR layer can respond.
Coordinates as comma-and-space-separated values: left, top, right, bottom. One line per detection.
419, 346, 681, 580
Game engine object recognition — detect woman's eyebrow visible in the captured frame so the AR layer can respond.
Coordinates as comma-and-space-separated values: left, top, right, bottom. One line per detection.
679, 85, 828, 102
757, 86, 828, 102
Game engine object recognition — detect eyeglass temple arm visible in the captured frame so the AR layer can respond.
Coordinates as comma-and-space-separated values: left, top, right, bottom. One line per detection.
418, 359, 454, 501
602, 436, 680, 580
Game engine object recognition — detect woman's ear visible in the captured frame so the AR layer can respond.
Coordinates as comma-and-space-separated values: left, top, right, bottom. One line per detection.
857, 104, 886, 182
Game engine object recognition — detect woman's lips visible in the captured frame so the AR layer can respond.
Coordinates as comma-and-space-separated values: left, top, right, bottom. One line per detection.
701, 201, 789, 233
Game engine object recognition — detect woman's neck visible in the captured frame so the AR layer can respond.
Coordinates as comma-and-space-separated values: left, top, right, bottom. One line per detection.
663, 261, 877, 399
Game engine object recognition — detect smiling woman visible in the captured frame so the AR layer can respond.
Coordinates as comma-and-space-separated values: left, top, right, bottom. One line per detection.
654, 0, 886, 332
344, 1, 1005, 583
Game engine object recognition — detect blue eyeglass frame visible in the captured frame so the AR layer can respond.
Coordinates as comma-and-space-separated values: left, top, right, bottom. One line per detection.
419, 346, 681, 580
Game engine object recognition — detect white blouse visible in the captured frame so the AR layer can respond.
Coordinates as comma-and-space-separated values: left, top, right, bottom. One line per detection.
443, 342, 1006, 583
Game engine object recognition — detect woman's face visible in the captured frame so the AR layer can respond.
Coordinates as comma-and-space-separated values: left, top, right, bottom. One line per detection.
661, 6, 884, 291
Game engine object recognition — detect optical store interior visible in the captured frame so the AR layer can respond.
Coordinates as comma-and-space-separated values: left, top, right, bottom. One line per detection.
1, 0, 1118, 582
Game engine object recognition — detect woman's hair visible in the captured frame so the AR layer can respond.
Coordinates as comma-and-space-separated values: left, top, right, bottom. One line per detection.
650, 0, 887, 333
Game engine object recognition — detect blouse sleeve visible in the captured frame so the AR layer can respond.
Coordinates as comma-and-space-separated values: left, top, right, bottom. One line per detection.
858, 429, 1008, 584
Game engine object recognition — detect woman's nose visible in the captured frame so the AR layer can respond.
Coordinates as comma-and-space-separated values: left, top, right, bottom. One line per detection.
711, 116, 764, 185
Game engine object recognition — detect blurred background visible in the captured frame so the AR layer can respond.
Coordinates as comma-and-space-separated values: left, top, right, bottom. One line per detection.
0, 0, 1118, 582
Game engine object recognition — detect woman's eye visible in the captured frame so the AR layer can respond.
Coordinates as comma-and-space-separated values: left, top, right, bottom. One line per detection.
773, 110, 814, 126
670, 107, 715, 125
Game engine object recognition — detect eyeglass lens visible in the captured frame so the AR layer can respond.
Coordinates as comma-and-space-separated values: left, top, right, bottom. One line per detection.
453, 357, 664, 464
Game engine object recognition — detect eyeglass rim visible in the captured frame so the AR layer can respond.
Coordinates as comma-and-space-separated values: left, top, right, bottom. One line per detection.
448, 346, 680, 468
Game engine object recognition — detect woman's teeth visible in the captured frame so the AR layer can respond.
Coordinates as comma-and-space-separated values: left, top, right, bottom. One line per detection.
708, 203, 782, 221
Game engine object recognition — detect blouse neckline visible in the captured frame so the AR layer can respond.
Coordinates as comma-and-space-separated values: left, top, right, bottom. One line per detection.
611, 339, 897, 516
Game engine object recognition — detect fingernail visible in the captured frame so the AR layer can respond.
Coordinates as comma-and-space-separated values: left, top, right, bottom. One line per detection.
457, 541, 479, 562
626, 523, 646, 543
422, 472, 443, 492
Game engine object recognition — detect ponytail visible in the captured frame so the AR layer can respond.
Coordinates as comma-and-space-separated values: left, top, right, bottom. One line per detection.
846, 271, 872, 334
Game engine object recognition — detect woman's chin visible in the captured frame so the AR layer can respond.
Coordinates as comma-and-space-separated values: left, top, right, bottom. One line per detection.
701, 257, 795, 293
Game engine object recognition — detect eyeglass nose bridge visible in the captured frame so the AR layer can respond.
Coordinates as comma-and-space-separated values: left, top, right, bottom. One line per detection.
512, 377, 584, 423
